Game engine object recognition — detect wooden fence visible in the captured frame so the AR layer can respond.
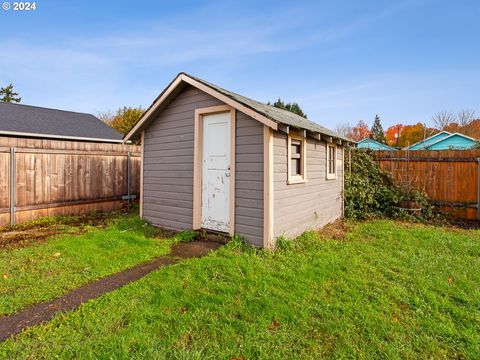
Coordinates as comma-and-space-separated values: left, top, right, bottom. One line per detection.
0, 136, 140, 227
373, 150, 479, 220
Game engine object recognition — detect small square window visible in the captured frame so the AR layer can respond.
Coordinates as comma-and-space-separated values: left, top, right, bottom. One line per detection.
287, 135, 306, 184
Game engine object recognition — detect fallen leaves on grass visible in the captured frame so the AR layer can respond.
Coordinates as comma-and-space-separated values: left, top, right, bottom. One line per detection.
268, 320, 281, 331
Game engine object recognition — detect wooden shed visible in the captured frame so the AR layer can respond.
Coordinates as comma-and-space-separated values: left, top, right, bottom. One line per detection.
125, 73, 352, 248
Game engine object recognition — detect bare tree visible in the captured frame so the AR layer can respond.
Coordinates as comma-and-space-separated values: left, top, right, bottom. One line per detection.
457, 108, 476, 126
432, 110, 456, 130
335, 122, 353, 138
97, 110, 115, 125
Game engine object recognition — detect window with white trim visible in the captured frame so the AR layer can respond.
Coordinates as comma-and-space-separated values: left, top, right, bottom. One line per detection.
287, 134, 306, 184
326, 144, 337, 179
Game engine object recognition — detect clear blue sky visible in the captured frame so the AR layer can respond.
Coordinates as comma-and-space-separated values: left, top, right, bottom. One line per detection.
1, 0, 479, 129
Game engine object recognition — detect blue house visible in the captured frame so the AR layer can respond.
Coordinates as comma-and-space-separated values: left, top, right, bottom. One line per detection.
407, 131, 478, 150
357, 138, 394, 150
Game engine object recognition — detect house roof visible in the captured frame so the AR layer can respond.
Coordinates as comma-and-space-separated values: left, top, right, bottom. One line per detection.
124, 73, 352, 143
357, 138, 394, 150
407, 131, 478, 150
407, 131, 450, 150
0, 102, 123, 142
421, 132, 477, 150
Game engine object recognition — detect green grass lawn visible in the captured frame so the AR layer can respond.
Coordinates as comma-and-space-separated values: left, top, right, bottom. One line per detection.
0, 213, 171, 316
1, 219, 480, 359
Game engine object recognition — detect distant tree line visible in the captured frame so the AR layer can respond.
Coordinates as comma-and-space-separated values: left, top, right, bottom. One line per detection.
336, 109, 479, 147
2, 82, 474, 148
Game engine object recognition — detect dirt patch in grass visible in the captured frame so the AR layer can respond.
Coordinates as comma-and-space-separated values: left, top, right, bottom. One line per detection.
0, 229, 59, 249
318, 219, 352, 240
438, 218, 480, 230
0, 213, 113, 250
169, 240, 223, 258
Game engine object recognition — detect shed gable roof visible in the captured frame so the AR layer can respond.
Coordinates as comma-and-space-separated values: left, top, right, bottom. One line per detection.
124, 73, 351, 143
0, 102, 122, 142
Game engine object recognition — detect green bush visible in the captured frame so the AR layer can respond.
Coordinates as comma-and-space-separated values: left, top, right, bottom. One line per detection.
344, 148, 432, 220
173, 230, 197, 243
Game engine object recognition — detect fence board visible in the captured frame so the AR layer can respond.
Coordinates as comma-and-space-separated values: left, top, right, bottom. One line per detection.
0, 136, 140, 227
373, 150, 480, 220
0, 152, 9, 209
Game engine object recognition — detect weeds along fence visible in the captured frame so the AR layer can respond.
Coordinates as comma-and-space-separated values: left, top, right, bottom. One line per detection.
372, 150, 480, 220
0, 136, 140, 227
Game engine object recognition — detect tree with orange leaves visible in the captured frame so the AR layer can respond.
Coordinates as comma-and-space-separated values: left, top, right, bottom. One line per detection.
349, 120, 371, 142
397, 123, 437, 147
385, 124, 404, 147
464, 119, 480, 138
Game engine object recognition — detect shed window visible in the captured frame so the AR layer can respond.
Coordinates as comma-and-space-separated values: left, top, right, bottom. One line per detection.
290, 140, 302, 176
326, 144, 337, 179
287, 134, 306, 184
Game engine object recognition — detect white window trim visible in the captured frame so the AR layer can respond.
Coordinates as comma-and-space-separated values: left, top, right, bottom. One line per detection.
326, 143, 337, 180
287, 133, 307, 184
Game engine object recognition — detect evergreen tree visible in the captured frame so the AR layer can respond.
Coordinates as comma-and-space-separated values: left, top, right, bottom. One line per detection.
370, 114, 386, 143
0, 84, 21, 103
268, 98, 307, 118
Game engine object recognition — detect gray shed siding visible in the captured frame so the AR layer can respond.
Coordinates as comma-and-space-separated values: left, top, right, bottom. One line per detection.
273, 131, 343, 239
234, 111, 264, 247
142, 85, 264, 246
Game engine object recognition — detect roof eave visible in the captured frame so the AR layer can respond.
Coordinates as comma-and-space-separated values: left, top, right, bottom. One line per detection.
124, 72, 350, 144
0, 130, 123, 143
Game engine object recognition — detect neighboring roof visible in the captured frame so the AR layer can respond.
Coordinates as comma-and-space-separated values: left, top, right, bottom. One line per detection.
357, 138, 394, 151
125, 73, 352, 143
0, 102, 123, 142
420, 132, 477, 150
407, 131, 478, 150
407, 131, 451, 150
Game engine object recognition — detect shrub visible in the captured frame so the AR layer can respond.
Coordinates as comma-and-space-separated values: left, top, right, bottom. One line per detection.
173, 230, 197, 243
344, 147, 432, 220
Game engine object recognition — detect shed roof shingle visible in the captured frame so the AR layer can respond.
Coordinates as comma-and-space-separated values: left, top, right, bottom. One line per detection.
186, 73, 349, 141
125, 73, 352, 143
0, 102, 122, 142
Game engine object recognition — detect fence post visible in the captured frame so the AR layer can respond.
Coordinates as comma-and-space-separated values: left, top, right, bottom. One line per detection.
127, 151, 131, 207
406, 149, 410, 196
477, 158, 480, 220
10, 147, 15, 226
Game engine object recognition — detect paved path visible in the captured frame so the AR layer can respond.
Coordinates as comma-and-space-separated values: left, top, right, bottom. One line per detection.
0, 241, 221, 342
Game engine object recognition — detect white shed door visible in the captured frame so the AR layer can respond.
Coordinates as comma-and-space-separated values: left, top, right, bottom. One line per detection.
201, 112, 231, 232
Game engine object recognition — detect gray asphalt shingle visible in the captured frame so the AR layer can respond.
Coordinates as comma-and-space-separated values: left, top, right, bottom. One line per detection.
0, 102, 122, 141
186, 73, 350, 141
